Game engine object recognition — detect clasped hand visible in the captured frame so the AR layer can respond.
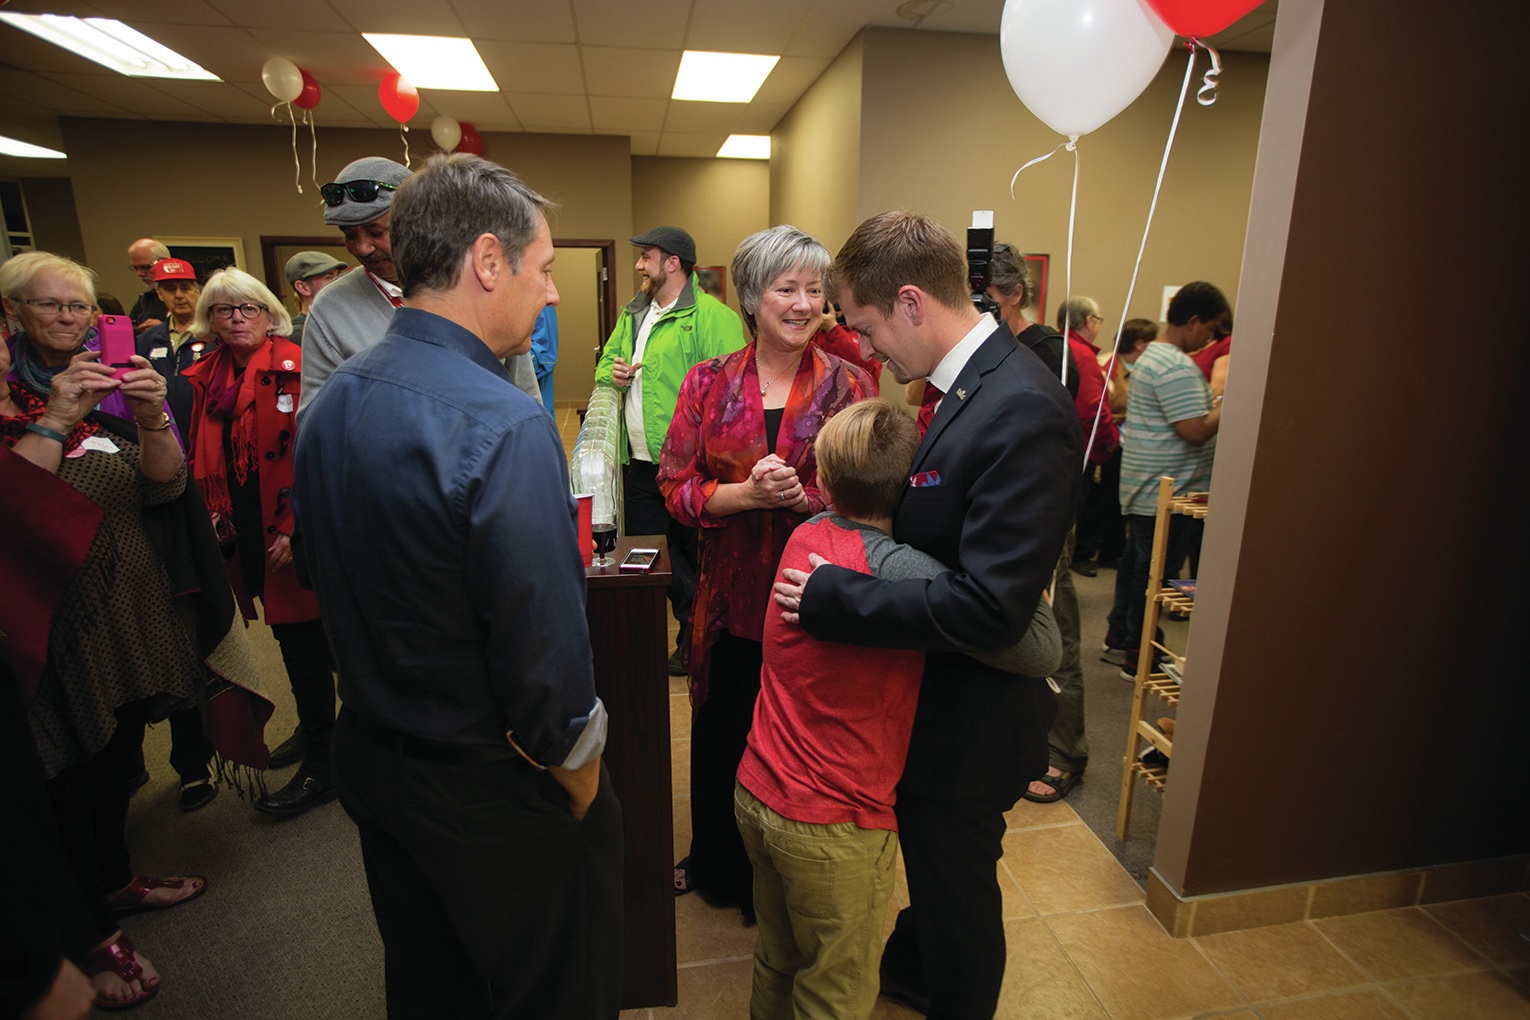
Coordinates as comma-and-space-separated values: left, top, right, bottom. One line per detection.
749, 454, 804, 508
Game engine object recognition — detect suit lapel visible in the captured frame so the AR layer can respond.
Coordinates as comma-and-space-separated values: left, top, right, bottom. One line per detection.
908, 326, 1015, 474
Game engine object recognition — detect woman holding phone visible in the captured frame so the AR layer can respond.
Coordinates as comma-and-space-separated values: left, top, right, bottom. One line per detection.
182, 268, 337, 818
1, 252, 219, 1010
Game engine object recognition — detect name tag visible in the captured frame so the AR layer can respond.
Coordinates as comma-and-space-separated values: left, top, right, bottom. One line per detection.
149, 346, 169, 359
80, 435, 119, 455
276, 393, 294, 413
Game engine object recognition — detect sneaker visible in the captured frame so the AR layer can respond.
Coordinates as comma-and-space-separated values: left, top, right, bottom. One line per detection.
1119, 648, 1167, 682
178, 777, 217, 813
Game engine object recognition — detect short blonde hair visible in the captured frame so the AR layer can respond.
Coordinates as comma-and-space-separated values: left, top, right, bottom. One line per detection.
814, 400, 919, 520
191, 267, 293, 338
0, 251, 97, 304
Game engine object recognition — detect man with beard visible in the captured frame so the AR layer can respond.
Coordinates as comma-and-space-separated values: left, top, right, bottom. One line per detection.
297, 157, 540, 418
594, 227, 744, 674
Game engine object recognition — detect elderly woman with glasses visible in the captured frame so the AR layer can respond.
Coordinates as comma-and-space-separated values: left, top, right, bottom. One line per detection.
0, 252, 255, 1010
181, 268, 337, 818
658, 226, 874, 919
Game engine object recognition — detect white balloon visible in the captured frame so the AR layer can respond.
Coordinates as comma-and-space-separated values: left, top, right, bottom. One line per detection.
430, 115, 462, 152
1000, 0, 1175, 139
261, 57, 304, 104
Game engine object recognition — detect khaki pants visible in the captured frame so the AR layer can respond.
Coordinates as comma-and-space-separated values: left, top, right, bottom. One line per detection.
734, 783, 898, 1020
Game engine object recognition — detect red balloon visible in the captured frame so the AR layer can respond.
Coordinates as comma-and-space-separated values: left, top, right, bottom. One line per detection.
293, 69, 321, 110
378, 72, 419, 123
1144, 0, 1261, 39
457, 121, 483, 155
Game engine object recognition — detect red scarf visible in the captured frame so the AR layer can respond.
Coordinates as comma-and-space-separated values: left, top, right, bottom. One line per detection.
190, 343, 261, 529
0, 381, 103, 454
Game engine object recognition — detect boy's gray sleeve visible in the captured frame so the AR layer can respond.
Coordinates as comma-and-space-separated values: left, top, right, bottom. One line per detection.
865, 532, 1061, 677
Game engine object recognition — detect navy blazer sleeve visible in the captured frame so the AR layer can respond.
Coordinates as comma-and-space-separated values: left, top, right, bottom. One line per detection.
799, 332, 1080, 659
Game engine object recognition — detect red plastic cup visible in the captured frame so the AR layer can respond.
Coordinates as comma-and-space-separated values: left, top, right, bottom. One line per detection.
574, 493, 593, 567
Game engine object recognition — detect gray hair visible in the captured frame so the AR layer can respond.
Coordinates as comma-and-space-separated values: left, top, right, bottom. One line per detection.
731, 226, 831, 338
988, 243, 1032, 306
130, 238, 171, 260
0, 251, 97, 304
390, 153, 554, 297
1056, 295, 1100, 333
191, 267, 293, 338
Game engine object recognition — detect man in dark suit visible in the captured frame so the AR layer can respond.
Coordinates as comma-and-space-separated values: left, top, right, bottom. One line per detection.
774, 211, 1079, 1018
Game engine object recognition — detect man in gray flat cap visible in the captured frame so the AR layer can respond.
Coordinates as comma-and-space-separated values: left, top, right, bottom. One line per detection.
298, 155, 541, 416
283, 251, 348, 347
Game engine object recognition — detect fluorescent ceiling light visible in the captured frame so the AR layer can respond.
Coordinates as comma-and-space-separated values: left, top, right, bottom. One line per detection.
0, 13, 218, 80
0, 135, 67, 159
717, 135, 771, 160
363, 34, 499, 91
672, 51, 779, 103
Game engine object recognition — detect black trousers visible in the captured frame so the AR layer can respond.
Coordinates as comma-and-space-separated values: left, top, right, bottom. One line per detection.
880, 786, 1019, 1020
623, 459, 696, 639
686, 633, 761, 912
1074, 447, 1124, 563
332, 709, 624, 1019
45, 701, 157, 934
270, 617, 336, 779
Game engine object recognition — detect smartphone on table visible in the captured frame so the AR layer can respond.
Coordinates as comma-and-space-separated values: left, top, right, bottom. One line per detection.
619, 547, 660, 573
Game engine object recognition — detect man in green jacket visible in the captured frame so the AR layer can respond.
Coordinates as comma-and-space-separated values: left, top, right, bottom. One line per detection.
594, 226, 745, 672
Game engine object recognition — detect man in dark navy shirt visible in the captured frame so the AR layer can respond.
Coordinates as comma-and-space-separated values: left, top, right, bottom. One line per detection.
293, 153, 621, 1019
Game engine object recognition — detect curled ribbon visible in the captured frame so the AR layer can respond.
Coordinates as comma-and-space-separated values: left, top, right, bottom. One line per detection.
1007, 135, 1082, 394
305, 109, 321, 200
271, 101, 303, 194
400, 123, 411, 169
1196, 40, 1224, 107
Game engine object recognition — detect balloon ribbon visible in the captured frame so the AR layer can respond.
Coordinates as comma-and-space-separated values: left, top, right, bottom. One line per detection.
1195, 40, 1224, 106
1008, 137, 1080, 398
400, 124, 411, 170
271, 101, 303, 195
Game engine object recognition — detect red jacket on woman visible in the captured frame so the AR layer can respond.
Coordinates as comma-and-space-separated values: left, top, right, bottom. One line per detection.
182, 335, 318, 625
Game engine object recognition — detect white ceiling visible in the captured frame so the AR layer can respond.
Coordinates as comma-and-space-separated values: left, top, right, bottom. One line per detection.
0, 0, 1277, 173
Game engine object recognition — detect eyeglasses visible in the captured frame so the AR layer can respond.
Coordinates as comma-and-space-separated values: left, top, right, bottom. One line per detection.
320, 180, 399, 207
209, 303, 266, 320
17, 297, 93, 316
129, 263, 157, 272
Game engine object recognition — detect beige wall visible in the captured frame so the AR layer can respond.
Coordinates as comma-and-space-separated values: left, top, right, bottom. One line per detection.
630, 155, 770, 317
770, 35, 864, 255
853, 27, 1265, 326
57, 118, 633, 307
10, 176, 86, 264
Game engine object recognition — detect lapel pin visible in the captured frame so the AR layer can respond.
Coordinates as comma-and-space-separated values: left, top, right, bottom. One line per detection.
956, 387, 967, 400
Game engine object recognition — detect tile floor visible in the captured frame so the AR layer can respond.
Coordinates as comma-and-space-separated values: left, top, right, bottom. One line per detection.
557, 407, 1530, 1020
636, 667, 1530, 1020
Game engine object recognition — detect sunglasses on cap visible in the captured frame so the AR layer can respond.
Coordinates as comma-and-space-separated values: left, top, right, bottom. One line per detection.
320, 180, 399, 207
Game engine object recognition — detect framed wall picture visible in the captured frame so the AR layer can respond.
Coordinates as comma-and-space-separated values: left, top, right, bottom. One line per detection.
159, 236, 245, 284
260, 235, 358, 314
1024, 253, 1049, 327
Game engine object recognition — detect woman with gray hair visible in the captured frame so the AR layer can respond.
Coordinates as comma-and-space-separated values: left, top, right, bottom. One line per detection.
659, 226, 875, 918
182, 268, 337, 818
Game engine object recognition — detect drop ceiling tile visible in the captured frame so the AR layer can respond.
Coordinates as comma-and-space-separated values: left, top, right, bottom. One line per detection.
685, 0, 815, 54
572, 0, 689, 49
417, 91, 520, 130
580, 46, 680, 100
243, 29, 397, 87
784, 1, 880, 58
141, 79, 280, 121
506, 93, 591, 132
455, 0, 576, 44
589, 96, 668, 133
0, 70, 124, 115
198, 0, 352, 32
97, 24, 265, 84
322, 82, 403, 126
662, 100, 747, 134
477, 41, 585, 95
40, 72, 208, 117
113, 3, 234, 29
730, 101, 789, 134
655, 132, 729, 158
322, 0, 467, 36
751, 56, 830, 105
627, 131, 660, 156
2, 0, 114, 15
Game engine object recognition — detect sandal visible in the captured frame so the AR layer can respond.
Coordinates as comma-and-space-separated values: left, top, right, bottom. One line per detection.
84, 932, 159, 1011
1022, 770, 1080, 804
108, 875, 208, 916
673, 856, 694, 896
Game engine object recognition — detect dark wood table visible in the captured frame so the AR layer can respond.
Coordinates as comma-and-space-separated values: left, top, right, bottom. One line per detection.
586, 534, 677, 1008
